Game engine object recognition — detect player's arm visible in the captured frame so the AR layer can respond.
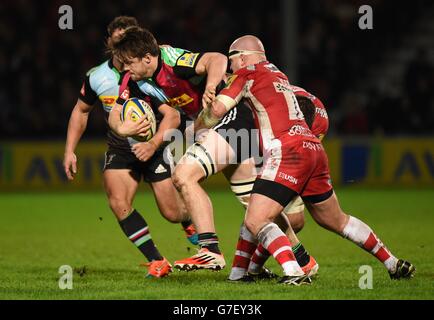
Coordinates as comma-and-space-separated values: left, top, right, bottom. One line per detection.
195, 52, 228, 108
194, 95, 237, 131
108, 72, 151, 137
132, 100, 180, 162
107, 101, 151, 137
195, 72, 246, 131
64, 98, 94, 180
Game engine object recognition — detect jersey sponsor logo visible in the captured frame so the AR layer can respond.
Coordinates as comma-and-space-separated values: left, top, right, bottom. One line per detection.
315, 107, 328, 119
120, 88, 130, 100
225, 75, 238, 89
177, 53, 200, 68
99, 96, 117, 107
154, 164, 167, 174
288, 125, 315, 138
273, 81, 291, 93
168, 93, 194, 108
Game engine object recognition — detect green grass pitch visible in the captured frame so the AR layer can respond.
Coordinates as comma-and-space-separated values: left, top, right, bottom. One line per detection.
0, 188, 433, 300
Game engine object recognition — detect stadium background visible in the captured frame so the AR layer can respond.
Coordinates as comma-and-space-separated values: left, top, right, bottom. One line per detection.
1, 0, 434, 191
0, 0, 433, 300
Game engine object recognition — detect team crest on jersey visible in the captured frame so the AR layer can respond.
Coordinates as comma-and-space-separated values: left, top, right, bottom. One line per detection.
225, 75, 238, 89
177, 53, 200, 68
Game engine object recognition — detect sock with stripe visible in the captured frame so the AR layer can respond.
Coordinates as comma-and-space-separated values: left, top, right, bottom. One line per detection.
257, 223, 303, 276
119, 209, 163, 262
292, 243, 310, 267
198, 232, 221, 254
248, 244, 270, 274
229, 224, 258, 280
342, 215, 398, 272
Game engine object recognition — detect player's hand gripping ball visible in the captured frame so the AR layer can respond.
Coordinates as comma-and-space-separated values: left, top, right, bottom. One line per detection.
121, 98, 157, 142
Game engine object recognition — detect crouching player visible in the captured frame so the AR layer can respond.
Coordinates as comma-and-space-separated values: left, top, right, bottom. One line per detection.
197, 35, 415, 285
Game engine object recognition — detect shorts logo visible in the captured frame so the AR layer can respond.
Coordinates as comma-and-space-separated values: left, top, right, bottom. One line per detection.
278, 172, 298, 184
105, 154, 116, 167
176, 53, 200, 67
155, 164, 167, 174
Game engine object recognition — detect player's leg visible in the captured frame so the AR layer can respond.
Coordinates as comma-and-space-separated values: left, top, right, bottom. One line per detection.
144, 146, 198, 245
305, 191, 415, 279
244, 183, 310, 285
302, 145, 415, 279
150, 178, 198, 245
172, 129, 231, 270
227, 157, 316, 280
103, 170, 165, 263
103, 149, 171, 278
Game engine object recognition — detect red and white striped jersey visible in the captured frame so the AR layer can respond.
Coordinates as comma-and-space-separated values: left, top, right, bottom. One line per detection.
218, 61, 319, 149
291, 85, 329, 140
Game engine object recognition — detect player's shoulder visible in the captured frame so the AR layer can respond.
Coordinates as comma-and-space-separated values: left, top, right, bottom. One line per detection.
160, 45, 191, 67
86, 59, 120, 91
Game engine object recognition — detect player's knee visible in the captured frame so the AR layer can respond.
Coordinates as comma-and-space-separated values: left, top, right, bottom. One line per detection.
244, 216, 264, 237
287, 213, 305, 233
159, 204, 183, 223
173, 164, 203, 192
108, 197, 132, 220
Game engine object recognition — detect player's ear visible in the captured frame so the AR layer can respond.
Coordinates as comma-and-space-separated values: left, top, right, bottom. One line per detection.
143, 54, 152, 64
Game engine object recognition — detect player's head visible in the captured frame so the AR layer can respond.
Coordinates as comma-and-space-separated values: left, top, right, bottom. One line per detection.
112, 26, 159, 80
296, 96, 315, 130
106, 16, 139, 48
228, 35, 266, 72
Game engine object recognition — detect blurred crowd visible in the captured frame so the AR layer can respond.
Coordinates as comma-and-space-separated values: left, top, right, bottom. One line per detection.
2, 0, 434, 139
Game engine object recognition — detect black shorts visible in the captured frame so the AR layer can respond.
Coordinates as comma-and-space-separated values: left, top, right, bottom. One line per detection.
103, 146, 172, 183
212, 103, 259, 163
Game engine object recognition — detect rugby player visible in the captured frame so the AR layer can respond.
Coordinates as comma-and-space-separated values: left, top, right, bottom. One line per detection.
109, 27, 317, 276
229, 86, 329, 281
63, 16, 197, 278
196, 35, 415, 284
109, 26, 230, 270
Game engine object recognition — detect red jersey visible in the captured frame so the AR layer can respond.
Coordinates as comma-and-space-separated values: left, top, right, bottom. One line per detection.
218, 61, 319, 150
291, 85, 329, 140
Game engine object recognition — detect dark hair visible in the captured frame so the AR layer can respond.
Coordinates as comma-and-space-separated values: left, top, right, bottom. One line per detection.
107, 16, 139, 36
296, 96, 315, 129
112, 26, 160, 63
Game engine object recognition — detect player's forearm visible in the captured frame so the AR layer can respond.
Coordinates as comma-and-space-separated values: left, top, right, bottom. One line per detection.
204, 53, 228, 90
65, 109, 89, 153
150, 110, 180, 148
108, 104, 123, 135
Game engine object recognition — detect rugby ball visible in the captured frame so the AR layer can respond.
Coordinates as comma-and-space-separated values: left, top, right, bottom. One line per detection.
121, 97, 157, 142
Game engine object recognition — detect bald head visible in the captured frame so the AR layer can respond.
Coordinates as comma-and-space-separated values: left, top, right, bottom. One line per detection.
227, 35, 267, 72
229, 35, 265, 53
